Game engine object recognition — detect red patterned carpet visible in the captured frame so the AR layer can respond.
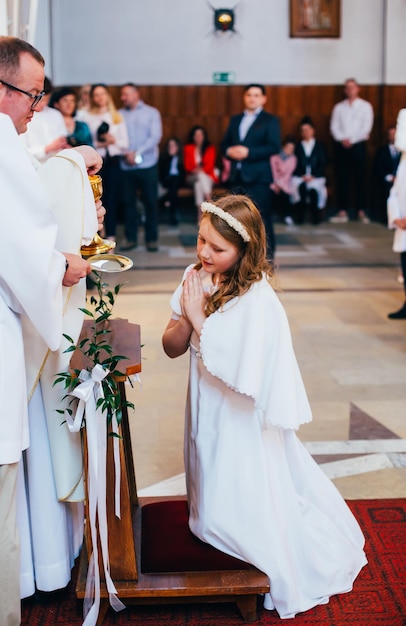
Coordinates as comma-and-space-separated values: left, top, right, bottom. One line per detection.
21, 499, 406, 625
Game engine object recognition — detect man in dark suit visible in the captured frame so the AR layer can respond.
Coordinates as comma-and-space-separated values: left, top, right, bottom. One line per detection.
221, 84, 281, 257
373, 125, 400, 224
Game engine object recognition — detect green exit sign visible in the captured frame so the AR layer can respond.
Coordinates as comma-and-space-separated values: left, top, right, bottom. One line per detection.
212, 71, 236, 84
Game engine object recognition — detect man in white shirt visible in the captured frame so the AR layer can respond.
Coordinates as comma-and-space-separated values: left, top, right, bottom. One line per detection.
330, 78, 374, 223
20, 77, 68, 162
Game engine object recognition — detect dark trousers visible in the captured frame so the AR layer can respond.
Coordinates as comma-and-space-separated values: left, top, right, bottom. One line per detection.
100, 155, 123, 237
295, 184, 320, 225
374, 180, 393, 225
401, 251, 406, 296
271, 189, 292, 222
231, 177, 275, 258
122, 165, 159, 244
334, 141, 368, 219
162, 174, 181, 223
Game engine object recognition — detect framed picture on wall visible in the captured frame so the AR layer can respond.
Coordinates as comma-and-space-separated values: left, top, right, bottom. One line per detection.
290, 0, 340, 38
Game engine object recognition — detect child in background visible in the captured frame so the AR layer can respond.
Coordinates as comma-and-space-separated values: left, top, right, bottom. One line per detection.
159, 137, 183, 226
270, 136, 297, 224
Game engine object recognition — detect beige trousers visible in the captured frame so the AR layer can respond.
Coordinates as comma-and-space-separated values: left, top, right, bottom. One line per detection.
0, 463, 20, 626
186, 171, 215, 207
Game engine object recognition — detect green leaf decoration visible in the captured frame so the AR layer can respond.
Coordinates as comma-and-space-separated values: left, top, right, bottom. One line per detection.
109, 431, 122, 439
54, 273, 136, 431
79, 307, 95, 317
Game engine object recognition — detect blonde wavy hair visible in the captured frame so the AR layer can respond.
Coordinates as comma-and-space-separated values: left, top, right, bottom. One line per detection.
195, 194, 275, 315
89, 83, 122, 124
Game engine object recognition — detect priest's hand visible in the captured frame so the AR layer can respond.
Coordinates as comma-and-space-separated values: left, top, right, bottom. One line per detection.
63, 253, 91, 286
96, 200, 106, 231
72, 145, 103, 175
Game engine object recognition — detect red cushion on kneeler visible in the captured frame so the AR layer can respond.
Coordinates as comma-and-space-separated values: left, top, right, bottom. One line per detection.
141, 500, 250, 573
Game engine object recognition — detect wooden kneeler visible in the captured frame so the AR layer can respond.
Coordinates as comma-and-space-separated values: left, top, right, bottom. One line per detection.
74, 319, 269, 624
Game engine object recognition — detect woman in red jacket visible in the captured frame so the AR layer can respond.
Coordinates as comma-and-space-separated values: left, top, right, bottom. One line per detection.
184, 125, 218, 219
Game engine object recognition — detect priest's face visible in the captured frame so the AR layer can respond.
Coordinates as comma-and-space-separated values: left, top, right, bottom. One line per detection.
197, 217, 241, 279
0, 52, 44, 134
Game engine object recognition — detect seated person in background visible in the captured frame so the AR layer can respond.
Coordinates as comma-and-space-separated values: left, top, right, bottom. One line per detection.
20, 76, 68, 162
49, 87, 93, 147
270, 136, 297, 225
184, 125, 218, 220
291, 117, 328, 225
374, 125, 400, 225
159, 136, 183, 226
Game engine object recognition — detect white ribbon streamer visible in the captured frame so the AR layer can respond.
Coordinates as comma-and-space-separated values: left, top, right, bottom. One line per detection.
126, 373, 142, 388
67, 364, 125, 625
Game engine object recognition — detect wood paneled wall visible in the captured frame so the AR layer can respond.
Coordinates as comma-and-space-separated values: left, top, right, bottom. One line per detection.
106, 84, 406, 162
102, 84, 406, 209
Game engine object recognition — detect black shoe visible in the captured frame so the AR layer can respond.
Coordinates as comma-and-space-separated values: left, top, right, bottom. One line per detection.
388, 304, 406, 319
146, 242, 159, 252
120, 240, 137, 251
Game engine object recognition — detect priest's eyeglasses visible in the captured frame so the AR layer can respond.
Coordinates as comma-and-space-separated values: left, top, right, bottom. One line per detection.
0, 79, 45, 109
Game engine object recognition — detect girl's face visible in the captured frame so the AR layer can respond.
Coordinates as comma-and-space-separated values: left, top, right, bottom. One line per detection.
197, 217, 241, 278
92, 87, 109, 108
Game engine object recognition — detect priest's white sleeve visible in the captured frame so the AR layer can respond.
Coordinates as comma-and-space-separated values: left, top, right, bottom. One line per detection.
0, 113, 64, 351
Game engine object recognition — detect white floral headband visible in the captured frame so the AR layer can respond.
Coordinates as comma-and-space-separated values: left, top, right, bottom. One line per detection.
200, 202, 251, 242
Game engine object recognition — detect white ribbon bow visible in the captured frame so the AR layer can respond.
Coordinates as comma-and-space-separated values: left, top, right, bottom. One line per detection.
67, 364, 125, 625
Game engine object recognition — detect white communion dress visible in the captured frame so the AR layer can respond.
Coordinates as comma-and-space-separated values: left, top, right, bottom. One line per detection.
170, 266, 367, 620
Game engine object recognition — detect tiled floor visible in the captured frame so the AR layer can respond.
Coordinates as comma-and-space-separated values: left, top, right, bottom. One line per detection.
98, 217, 406, 500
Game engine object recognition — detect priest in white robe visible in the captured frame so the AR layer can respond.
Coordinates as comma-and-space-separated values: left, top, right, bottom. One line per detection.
18, 148, 99, 598
0, 36, 104, 625
0, 111, 65, 626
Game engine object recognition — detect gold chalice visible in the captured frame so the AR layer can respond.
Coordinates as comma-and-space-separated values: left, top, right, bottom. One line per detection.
82, 175, 133, 273
80, 175, 117, 257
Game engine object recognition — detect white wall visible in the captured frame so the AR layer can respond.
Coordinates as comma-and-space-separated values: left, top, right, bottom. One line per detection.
34, 0, 51, 69
34, 0, 404, 86
385, 0, 406, 84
